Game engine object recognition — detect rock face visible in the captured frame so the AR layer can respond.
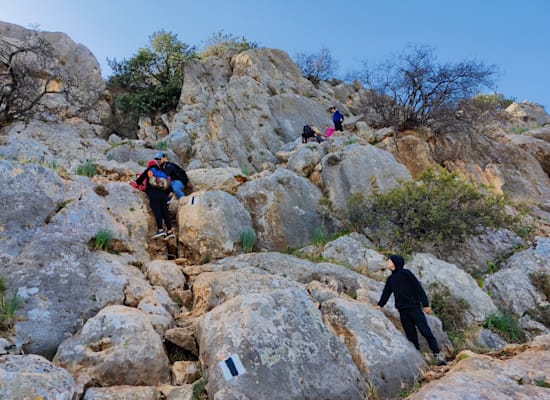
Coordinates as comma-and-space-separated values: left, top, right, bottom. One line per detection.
320, 143, 412, 212
237, 168, 327, 250
0, 21, 110, 125
0, 354, 77, 400
194, 288, 368, 400
53, 305, 171, 390
408, 335, 550, 400
177, 190, 254, 260
169, 48, 335, 171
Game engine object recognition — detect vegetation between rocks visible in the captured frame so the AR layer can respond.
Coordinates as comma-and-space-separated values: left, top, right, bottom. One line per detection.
344, 167, 510, 254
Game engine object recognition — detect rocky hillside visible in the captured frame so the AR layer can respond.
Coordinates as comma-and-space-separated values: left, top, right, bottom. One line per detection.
0, 22, 549, 400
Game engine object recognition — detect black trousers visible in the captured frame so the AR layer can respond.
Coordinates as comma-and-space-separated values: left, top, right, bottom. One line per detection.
399, 307, 440, 354
335, 120, 343, 131
147, 189, 171, 231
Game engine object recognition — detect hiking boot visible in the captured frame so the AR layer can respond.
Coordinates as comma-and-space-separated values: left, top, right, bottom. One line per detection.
152, 229, 166, 239
164, 230, 175, 240
434, 353, 447, 366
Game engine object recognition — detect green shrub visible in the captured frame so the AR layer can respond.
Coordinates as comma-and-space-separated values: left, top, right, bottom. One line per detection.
241, 229, 257, 253
199, 30, 257, 59
312, 226, 328, 246
155, 141, 168, 151
75, 160, 97, 177
483, 312, 526, 343
192, 378, 207, 400
429, 284, 470, 331
90, 229, 113, 251
0, 290, 21, 330
344, 167, 509, 253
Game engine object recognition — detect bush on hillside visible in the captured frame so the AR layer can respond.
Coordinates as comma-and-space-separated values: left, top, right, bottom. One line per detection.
199, 30, 258, 59
295, 47, 338, 85
343, 167, 508, 253
107, 30, 197, 136
351, 44, 497, 132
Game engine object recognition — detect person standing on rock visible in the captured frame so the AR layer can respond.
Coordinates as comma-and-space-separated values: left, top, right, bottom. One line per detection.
375, 254, 447, 366
156, 152, 188, 201
329, 106, 344, 132
132, 157, 175, 240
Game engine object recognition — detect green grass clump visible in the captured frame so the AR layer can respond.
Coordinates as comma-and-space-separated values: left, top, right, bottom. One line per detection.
241, 228, 257, 253
0, 278, 21, 331
75, 159, 97, 177
90, 229, 113, 251
483, 312, 526, 343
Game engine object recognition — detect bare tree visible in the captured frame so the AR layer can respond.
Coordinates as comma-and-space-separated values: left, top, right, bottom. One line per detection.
0, 32, 65, 125
295, 47, 338, 85
355, 45, 497, 131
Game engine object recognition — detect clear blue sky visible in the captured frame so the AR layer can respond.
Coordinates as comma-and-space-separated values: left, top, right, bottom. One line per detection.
2, 0, 549, 110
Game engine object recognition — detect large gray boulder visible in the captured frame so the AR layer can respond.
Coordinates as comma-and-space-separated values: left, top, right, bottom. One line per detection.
236, 168, 325, 250
194, 288, 368, 400
0, 21, 110, 125
320, 143, 412, 212
408, 253, 498, 323
53, 305, 170, 390
485, 236, 550, 316
0, 354, 77, 400
408, 334, 550, 400
169, 48, 335, 171
177, 190, 254, 261
321, 297, 426, 399
0, 160, 65, 265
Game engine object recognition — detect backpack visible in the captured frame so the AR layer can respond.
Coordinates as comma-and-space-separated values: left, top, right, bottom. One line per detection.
170, 163, 189, 186
148, 167, 170, 190
302, 125, 315, 142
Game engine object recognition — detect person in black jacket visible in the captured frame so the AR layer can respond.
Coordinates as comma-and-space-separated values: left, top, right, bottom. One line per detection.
156, 152, 188, 200
134, 159, 175, 240
376, 254, 447, 365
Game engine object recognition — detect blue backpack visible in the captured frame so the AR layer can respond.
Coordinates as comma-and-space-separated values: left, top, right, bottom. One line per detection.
148, 167, 170, 190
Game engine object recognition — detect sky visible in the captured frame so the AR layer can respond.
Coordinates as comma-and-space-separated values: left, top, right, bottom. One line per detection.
2, 0, 549, 110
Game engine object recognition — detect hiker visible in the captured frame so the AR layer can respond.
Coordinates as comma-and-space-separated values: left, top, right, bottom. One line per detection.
302, 124, 325, 143
132, 158, 175, 240
324, 125, 336, 138
156, 152, 188, 200
375, 254, 447, 366
329, 106, 344, 131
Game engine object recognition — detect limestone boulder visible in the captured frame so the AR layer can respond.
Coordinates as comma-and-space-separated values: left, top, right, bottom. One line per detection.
504, 101, 550, 127
236, 168, 325, 250
321, 297, 426, 399
0, 22, 110, 125
408, 335, 550, 399
286, 143, 325, 177
53, 305, 170, 390
194, 288, 368, 399
408, 254, 498, 323
0, 160, 65, 265
321, 233, 385, 276
0, 354, 77, 400
485, 236, 550, 316
429, 228, 524, 274
185, 167, 248, 194
177, 190, 253, 261
169, 48, 335, 171
191, 270, 304, 316
320, 143, 412, 212
7, 241, 139, 358
82, 386, 164, 400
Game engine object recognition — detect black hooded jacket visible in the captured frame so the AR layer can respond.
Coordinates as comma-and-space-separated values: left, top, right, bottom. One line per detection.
377, 264, 430, 310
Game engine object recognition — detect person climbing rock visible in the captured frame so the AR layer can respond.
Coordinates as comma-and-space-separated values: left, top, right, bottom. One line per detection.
376, 254, 447, 366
